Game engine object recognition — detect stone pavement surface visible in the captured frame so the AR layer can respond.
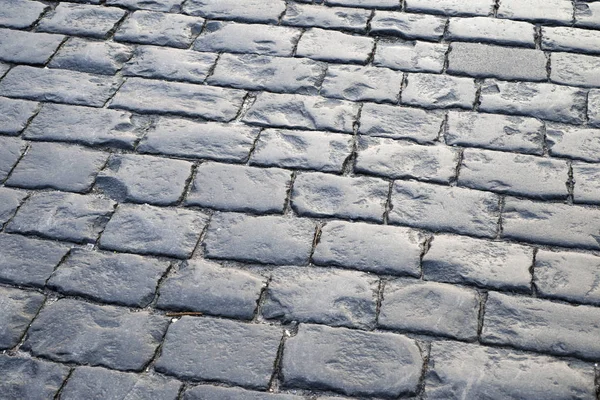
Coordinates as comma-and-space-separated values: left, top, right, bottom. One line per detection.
1, 0, 600, 398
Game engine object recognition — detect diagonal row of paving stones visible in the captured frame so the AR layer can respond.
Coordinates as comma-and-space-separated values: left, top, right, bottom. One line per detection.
2, 0, 600, 398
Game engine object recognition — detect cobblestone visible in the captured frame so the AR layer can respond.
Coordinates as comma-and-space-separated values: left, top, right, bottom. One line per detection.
370, 11, 446, 41
0, 29, 64, 65
325, 0, 399, 8
0, 187, 24, 226
282, 3, 370, 32
296, 28, 375, 64
550, 52, 600, 88
542, 26, 600, 55
0, 97, 38, 135
0, 0, 48, 29
589, 89, 600, 127
576, 1, 600, 29
0, 136, 26, 182
184, 385, 303, 400
572, 162, 600, 205
183, 0, 286, 23
321, 65, 402, 103
0, 355, 69, 399
49, 38, 133, 76
497, 0, 574, 24
546, 124, 600, 162
115, 11, 203, 48
405, 0, 494, 16
0, 287, 45, 349
447, 17, 536, 47
373, 40, 448, 73
106, 0, 182, 12
402, 73, 477, 109
38, 3, 126, 39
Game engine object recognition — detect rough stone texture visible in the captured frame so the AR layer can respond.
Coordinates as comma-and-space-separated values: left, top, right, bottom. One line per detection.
0, 28, 64, 65
0, 137, 26, 182
425, 341, 596, 399
479, 80, 588, 124
356, 137, 459, 183
0, 0, 48, 29
423, 234, 533, 291
0, 287, 45, 349
282, 324, 422, 397
447, 42, 547, 81
184, 385, 304, 400
313, 220, 423, 276
0, 65, 120, 107
374, 40, 447, 73
96, 153, 192, 205
250, 129, 353, 173
47, 249, 169, 307
100, 204, 208, 258
542, 26, 600, 55
0, 355, 69, 399
359, 103, 443, 143
7, 191, 115, 243
576, 1, 600, 29
7, 142, 108, 193
458, 148, 569, 199
23, 299, 169, 371
380, 280, 480, 340
573, 162, 600, 205
106, 0, 182, 12
0, 187, 25, 227
405, 0, 494, 16
370, 11, 446, 41
389, 181, 500, 238
60, 366, 181, 400
49, 38, 133, 75
209, 54, 327, 95
447, 17, 536, 47
550, 52, 600, 88
292, 172, 389, 222
115, 11, 203, 48
157, 259, 265, 319
186, 162, 291, 213
194, 21, 301, 56
535, 250, 600, 306
183, 0, 286, 23
262, 266, 378, 329
138, 118, 259, 162
402, 73, 477, 109
296, 28, 375, 64
282, 3, 371, 32
589, 89, 600, 127
481, 292, 600, 360
446, 111, 544, 155
244, 92, 359, 133
38, 3, 126, 38
110, 77, 246, 121
497, 0, 574, 24
0, 97, 38, 135
502, 198, 600, 250
123, 46, 217, 83
546, 124, 600, 162
204, 213, 315, 265
156, 317, 282, 389
321, 65, 402, 103
325, 0, 399, 8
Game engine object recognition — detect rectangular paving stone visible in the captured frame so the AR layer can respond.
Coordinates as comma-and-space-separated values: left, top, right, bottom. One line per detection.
546, 124, 600, 162
243, 92, 359, 133
446, 111, 544, 155
47, 249, 169, 308
423, 234, 533, 291
0, 137, 26, 182
321, 65, 403, 103
380, 279, 480, 340
110, 77, 246, 121
49, 38, 133, 75
123, 46, 217, 84
573, 162, 600, 205
184, 385, 303, 400
0, 187, 25, 227
23, 298, 169, 371
38, 3, 126, 38
194, 21, 301, 56
0, 355, 69, 400
282, 324, 422, 398
542, 26, 600, 55
325, 0, 399, 8
96, 153, 192, 205
312, 220, 423, 276
497, 0, 574, 24
447, 17, 536, 47
0, 97, 38, 135
370, 11, 446, 41
292, 172, 389, 222
356, 137, 459, 183
535, 250, 600, 306
7, 142, 108, 193
0, 66, 120, 107
479, 80, 587, 124
156, 316, 282, 389
186, 162, 291, 213
100, 204, 209, 259
157, 259, 265, 319
204, 213, 315, 265
183, 0, 286, 23
282, 3, 370, 32
0, 28, 64, 65
249, 129, 353, 173
138, 118, 259, 162
458, 148, 569, 199
502, 197, 600, 250
550, 52, 600, 88
24, 103, 144, 149
373, 40, 447, 73
359, 103, 443, 144
262, 266, 378, 329
425, 341, 596, 399
576, 1, 600, 29
115, 11, 203, 48
7, 191, 115, 244
106, 0, 182, 11
590, 89, 600, 127
389, 181, 501, 238
208, 53, 327, 95
405, 0, 494, 16
447, 42, 547, 81
0, 0, 48, 29
402, 73, 477, 109
296, 27, 375, 64
0, 287, 45, 349
482, 292, 600, 360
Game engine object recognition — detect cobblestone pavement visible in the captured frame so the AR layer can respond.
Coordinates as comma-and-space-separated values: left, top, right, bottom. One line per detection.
1, 0, 600, 398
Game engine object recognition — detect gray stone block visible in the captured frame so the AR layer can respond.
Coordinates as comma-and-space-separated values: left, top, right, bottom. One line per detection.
0, 287, 45, 349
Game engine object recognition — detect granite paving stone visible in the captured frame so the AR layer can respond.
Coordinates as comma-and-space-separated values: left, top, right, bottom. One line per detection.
589, 89, 600, 127
47, 249, 169, 307
497, 0, 574, 24
402, 73, 477, 109
282, 3, 370, 32
295, 28, 375, 64
99, 204, 209, 258
0, 0, 48, 29
324, 0, 399, 8
321, 65, 403, 103
183, 0, 286, 23
114, 11, 203, 48
546, 124, 600, 162
37, 3, 126, 38
106, 0, 182, 12
550, 52, 600, 88
23, 298, 169, 371
0, 29, 64, 65
573, 162, 600, 205
0, 187, 25, 226
373, 40, 447, 73
542, 26, 600, 55
48, 38, 133, 75
157, 259, 265, 319
0, 97, 38, 135
0, 287, 45, 349
155, 316, 282, 388
576, 1, 600, 29
0, 355, 69, 399
447, 17, 536, 47
404, 0, 494, 16
0, 136, 27, 182
370, 11, 446, 41
184, 385, 304, 400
